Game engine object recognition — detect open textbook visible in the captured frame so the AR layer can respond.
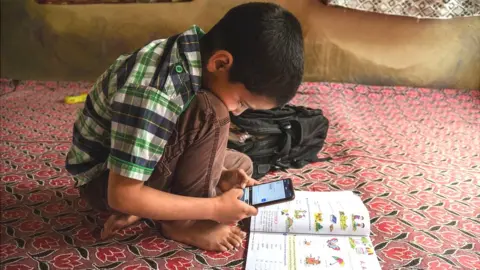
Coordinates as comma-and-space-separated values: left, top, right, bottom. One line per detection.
245, 191, 382, 270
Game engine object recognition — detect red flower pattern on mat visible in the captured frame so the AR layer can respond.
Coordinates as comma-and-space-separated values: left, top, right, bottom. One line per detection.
203, 250, 235, 260
21, 164, 42, 171
359, 170, 382, 180
43, 201, 67, 214
63, 187, 79, 196
334, 177, 356, 187
425, 208, 456, 222
332, 165, 353, 174
34, 169, 57, 178
403, 211, 428, 226
383, 247, 415, 261
413, 234, 442, 250
369, 199, 395, 213
363, 183, 388, 194
1, 175, 23, 183
73, 228, 96, 243
1, 81, 480, 269
0, 243, 17, 258
309, 171, 331, 180
165, 257, 194, 270
2, 209, 28, 219
19, 220, 45, 232
427, 260, 453, 270
118, 223, 144, 236
55, 215, 79, 226
393, 194, 419, 207
415, 191, 440, 205
0, 194, 17, 207
448, 202, 473, 215
32, 236, 60, 249
0, 164, 11, 174
138, 236, 168, 251
96, 247, 127, 263
52, 253, 83, 269
457, 255, 480, 269
5, 264, 34, 270
462, 222, 480, 236
49, 177, 72, 187
436, 186, 462, 199
309, 182, 330, 192
15, 181, 38, 191
375, 220, 404, 234
409, 177, 430, 190
123, 264, 151, 270
436, 229, 469, 245
28, 192, 51, 203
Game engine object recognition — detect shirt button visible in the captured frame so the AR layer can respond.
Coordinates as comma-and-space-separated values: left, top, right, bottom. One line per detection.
175, 65, 183, 73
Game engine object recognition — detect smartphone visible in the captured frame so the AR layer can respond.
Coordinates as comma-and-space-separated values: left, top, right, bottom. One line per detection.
240, 178, 295, 207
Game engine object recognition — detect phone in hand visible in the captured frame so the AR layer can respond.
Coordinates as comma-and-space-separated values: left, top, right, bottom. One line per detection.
240, 178, 295, 207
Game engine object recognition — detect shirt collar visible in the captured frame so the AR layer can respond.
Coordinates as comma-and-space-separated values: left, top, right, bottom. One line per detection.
174, 25, 205, 92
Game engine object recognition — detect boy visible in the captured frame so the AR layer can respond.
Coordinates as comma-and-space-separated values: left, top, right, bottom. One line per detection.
66, 2, 304, 252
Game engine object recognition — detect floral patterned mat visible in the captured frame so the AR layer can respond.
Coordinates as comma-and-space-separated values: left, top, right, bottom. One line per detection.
1, 79, 479, 269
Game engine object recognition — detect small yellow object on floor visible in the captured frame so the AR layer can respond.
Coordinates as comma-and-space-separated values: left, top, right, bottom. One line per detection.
64, 93, 87, 104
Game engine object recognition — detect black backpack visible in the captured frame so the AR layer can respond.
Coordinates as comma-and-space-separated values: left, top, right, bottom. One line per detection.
228, 105, 330, 179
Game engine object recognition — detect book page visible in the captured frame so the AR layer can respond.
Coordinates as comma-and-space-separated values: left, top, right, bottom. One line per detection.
245, 232, 382, 270
250, 191, 370, 236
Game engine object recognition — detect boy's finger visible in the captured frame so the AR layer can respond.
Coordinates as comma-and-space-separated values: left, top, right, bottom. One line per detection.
250, 179, 261, 185
232, 188, 244, 198
245, 205, 258, 217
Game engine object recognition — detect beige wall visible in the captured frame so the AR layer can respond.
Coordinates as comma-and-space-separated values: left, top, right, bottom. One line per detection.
1, 0, 479, 89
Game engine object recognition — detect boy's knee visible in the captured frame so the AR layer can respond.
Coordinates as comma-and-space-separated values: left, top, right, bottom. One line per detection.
240, 154, 254, 177
225, 150, 253, 177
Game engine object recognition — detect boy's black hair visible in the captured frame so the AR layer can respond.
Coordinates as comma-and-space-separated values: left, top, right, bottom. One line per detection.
201, 2, 304, 106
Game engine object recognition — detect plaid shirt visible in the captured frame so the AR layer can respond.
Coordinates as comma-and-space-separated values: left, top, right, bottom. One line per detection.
66, 25, 204, 186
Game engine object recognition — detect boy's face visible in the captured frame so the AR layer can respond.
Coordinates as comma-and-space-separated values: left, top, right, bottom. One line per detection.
203, 50, 277, 116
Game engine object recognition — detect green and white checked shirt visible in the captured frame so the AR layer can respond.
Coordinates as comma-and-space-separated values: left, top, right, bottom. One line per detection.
66, 25, 204, 186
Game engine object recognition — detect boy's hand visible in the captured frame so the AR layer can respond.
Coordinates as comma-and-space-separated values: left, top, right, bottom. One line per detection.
212, 188, 258, 224
218, 169, 260, 193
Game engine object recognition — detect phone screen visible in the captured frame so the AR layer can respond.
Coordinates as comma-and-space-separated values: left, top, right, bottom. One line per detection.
241, 179, 294, 207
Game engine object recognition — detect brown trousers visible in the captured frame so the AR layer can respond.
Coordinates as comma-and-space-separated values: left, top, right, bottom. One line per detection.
79, 91, 253, 213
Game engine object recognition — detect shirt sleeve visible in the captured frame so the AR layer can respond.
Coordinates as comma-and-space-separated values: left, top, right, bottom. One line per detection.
107, 84, 182, 181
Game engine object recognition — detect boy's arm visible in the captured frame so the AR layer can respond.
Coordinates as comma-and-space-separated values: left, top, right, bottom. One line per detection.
107, 171, 257, 224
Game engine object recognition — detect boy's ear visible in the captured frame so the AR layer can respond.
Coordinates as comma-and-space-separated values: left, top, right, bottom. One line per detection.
206, 50, 233, 73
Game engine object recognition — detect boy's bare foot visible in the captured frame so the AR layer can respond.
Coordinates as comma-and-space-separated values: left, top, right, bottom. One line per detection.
161, 220, 246, 252
101, 214, 141, 240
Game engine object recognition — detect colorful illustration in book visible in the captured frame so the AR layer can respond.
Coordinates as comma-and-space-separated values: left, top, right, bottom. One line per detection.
349, 237, 374, 255
339, 211, 348, 230
286, 217, 294, 231
281, 209, 289, 216
348, 237, 361, 249
361, 237, 370, 245
353, 222, 365, 231
331, 214, 337, 224
353, 215, 365, 220
330, 214, 337, 232
304, 240, 312, 246
294, 210, 307, 219
327, 238, 340, 251
305, 255, 321, 266
352, 214, 365, 231
314, 212, 323, 231
329, 256, 345, 267
355, 247, 374, 255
